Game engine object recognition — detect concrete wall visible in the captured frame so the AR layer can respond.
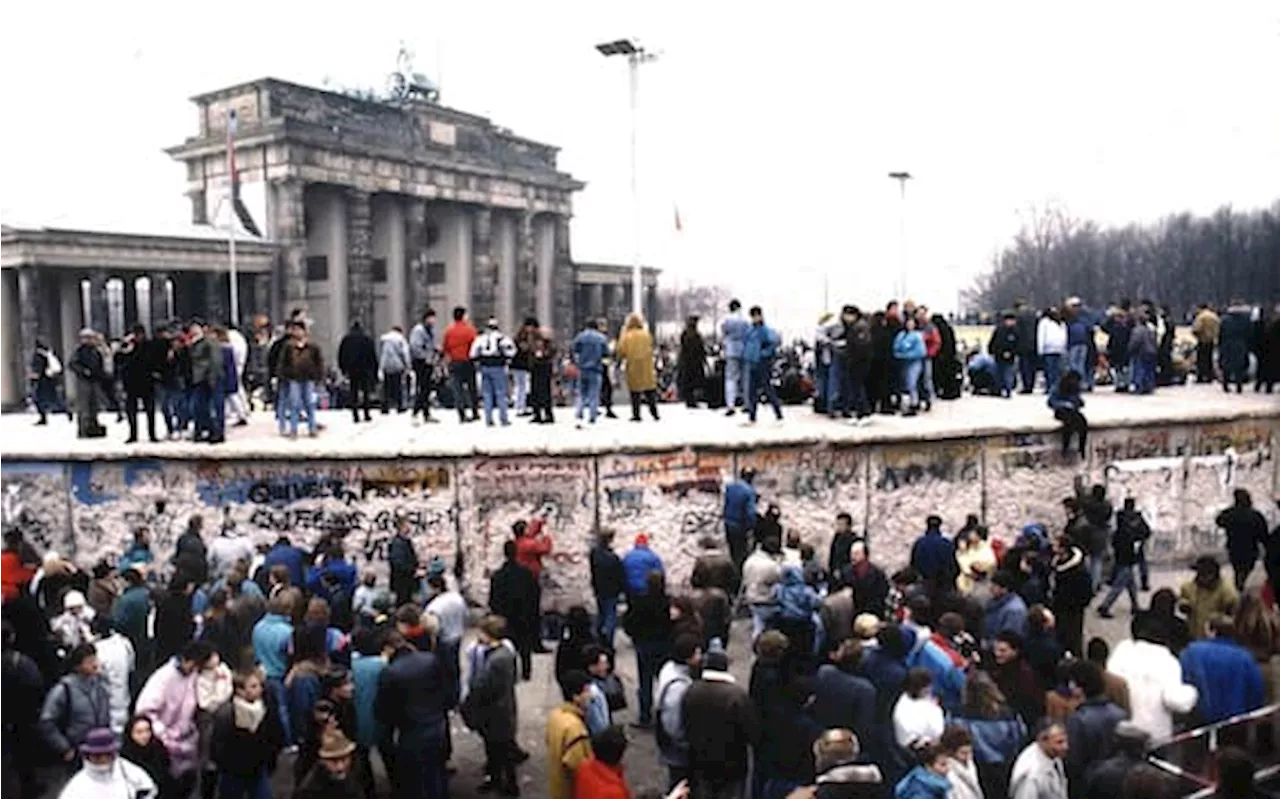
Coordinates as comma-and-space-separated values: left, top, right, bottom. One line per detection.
3, 417, 1275, 611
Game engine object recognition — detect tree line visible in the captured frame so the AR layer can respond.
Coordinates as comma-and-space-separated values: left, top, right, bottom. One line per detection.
969, 202, 1280, 317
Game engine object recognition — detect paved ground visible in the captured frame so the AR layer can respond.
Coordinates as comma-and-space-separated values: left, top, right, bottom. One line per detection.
4, 383, 1276, 460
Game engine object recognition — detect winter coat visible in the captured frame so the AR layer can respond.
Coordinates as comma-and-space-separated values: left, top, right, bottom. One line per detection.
545, 702, 593, 799
573, 758, 633, 799
251, 613, 293, 680
188, 336, 219, 387
1180, 638, 1265, 723
945, 757, 984, 799
589, 543, 625, 602
723, 480, 758, 531
1219, 307, 1253, 373
721, 313, 750, 359
774, 565, 821, 620
616, 327, 657, 391
847, 561, 891, 618
571, 328, 609, 374
1104, 315, 1133, 365
463, 642, 518, 742
408, 322, 438, 364
277, 341, 324, 382
894, 765, 951, 799
489, 561, 540, 637
992, 658, 1044, 727
921, 323, 942, 358
655, 661, 695, 767
813, 665, 877, 758
1107, 638, 1198, 741
983, 591, 1029, 643
515, 529, 553, 580
892, 694, 945, 750
387, 533, 419, 585
1179, 578, 1239, 643
989, 325, 1020, 363
1051, 547, 1094, 613
1218, 506, 1269, 566
947, 711, 1027, 766
38, 672, 111, 757
1009, 742, 1068, 799
1046, 383, 1083, 413
351, 653, 386, 748
135, 660, 201, 776
470, 329, 517, 367
1128, 323, 1157, 359
744, 323, 781, 364
338, 328, 378, 379
820, 588, 857, 648
1065, 317, 1091, 348
294, 768, 363, 799
377, 648, 449, 739
94, 632, 135, 734
742, 549, 782, 605
1064, 696, 1126, 784
621, 546, 665, 597
892, 330, 926, 361
683, 671, 759, 782
622, 590, 671, 645
677, 328, 707, 389
910, 530, 956, 586
905, 630, 966, 713
1036, 318, 1067, 356
209, 697, 283, 778
58, 758, 156, 799
378, 331, 411, 374
262, 541, 307, 589
1192, 308, 1221, 344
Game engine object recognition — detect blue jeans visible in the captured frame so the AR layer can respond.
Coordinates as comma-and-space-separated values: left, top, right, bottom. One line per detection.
192, 383, 215, 439
210, 384, 226, 439
634, 639, 667, 724
218, 770, 271, 799
512, 369, 529, 412
1099, 564, 1138, 614
479, 365, 509, 425
836, 361, 869, 417
745, 362, 781, 421
596, 596, 618, 649
576, 370, 602, 423
1068, 344, 1092, 388
997, 361, 1016, 396
815, 360, 830, 411
826, 359, 842, 411
1088, 553, 1105, 593
900, 359, 923, 408
724, 357, 744, 409
282, 380, 316, 435
1133, 355, 1156, 394
1042, 353, 1063, 393
920, 358, 935, 402
159, 386, 183, 434
1018, 354, 1039, 392
1113, 361, 1131, 391
266, 676, 292, 745
751, 604, 775, 642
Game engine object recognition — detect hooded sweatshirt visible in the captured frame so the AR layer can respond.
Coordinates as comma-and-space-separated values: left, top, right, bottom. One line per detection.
773, 565, 821, 620
894, 765, 951, 799
59, 758, 156, 799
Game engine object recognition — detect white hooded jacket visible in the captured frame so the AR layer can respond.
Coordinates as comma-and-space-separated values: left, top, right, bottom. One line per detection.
1106, 638, 1198, 742
59, 757, 156, 799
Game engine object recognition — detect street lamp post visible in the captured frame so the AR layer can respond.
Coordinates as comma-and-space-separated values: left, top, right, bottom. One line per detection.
888, 171, 913, 300
597, 38, 657, 316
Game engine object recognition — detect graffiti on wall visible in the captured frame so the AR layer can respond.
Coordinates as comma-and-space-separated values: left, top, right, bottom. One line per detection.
458, 458, 595, 606
986, 433, 1082, 543
1, 462, 70, 555
869, 441, 982, 562
598, 450, 731, 591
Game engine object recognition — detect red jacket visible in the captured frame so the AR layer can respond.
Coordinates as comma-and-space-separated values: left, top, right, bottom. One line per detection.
516, 528, 553, 580
922, 325, 942, 358
930, 631, 967, 668
573, 759, 632, 799
1, 550, 35, 603
442, 321, 477, 364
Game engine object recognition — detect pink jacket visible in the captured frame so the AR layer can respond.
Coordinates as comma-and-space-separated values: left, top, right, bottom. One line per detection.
135, 660, 201, 776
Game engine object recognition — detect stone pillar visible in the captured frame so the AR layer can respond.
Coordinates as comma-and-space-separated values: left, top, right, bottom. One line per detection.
274, 179, 308, 315
516, 211, 536, 317
589, 283, 605, 318
187, 189, 208, 225
149, 272, 172, 328
470, 206, 496, 323
204, 272, 229, 324
0, 270, 18, 404
251, 273, 272, 320
346, 188, 374, 329
17, 267, 42, 363
405, 199, 430, 321
122, 275, 139, 329
88, 270, 110, 334
552, 215, 575, 346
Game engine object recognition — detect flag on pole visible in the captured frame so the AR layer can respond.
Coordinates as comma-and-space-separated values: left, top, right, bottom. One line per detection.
673, 204, 683, 233
226, 110, 262, 237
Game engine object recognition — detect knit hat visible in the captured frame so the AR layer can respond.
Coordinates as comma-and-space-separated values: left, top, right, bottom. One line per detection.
426, 556, 446, 578
634, 533, 649, 547
703, 637, 729, 672
63, 590, 87, 611
317, 729, 356, 759
80, 728, 118, 756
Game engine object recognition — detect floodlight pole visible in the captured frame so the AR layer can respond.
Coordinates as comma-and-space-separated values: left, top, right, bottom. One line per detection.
888, 171, 913, 300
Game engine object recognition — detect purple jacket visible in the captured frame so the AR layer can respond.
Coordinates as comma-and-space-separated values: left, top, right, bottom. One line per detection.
135, 659, 201, 776
221, 345, 239, 392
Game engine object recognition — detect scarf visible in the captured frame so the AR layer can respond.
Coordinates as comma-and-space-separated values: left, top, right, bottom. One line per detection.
233, 697, 266, 732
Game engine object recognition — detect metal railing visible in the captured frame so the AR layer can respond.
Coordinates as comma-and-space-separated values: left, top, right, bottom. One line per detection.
1146, 703, 1280, 797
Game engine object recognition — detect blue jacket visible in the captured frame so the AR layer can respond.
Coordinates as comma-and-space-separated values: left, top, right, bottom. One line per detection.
773, 566, 821, 620
117, 544, 154, 573
1066, 317, 1091, 348
743, 323, 779, 364
721, 314, 750, 359
909, 530, 955, 583
352, 653, 386, 748
1047, 386, 1084, 413
306, 559, 357, 601
262, 542, 307, 589
892, 330, 926, 361
621, 546, 665, 596
946, 713, 1026, 764
252, 613, 294, 679
111, 584, 151, 645
905, 630, 965, 713
723, 481, 757, 531
982, 591, 1028, 643
571, 328, 609, 374
895, 765, 951, 799
1180, 639, 1265, 723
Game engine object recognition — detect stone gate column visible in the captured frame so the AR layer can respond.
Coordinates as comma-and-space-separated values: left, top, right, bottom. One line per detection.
405, 199, 430, 321
470, 206, 496, 323
274, 179, 308, 316
552, 215, 575, 346
204, 272, 229, 324
149, 272, 171, 327
516, 211, 536, 318
17, 267, 41, 364
346, 188, 374, 329
88, 270, 110, 334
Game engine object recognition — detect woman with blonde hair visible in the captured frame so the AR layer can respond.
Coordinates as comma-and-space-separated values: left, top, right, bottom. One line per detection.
615, 312, 661, 422
1236, 589, 1280, 746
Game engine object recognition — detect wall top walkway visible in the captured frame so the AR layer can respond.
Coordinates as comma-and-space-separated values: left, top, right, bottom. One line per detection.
2, 385, 1276, 462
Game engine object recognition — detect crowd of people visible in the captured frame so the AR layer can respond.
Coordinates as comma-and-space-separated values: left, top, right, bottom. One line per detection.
28, 294, 1279, 442
3, 466, 1278, 799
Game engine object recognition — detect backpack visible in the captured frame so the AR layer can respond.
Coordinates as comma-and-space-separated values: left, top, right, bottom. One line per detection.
44, 352, 63, 378
653, 675, 691, 752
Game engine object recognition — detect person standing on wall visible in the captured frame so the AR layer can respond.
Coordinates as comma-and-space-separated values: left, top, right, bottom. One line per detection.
337, 320, 378, 424
1014, 300, 1040, 393
377, 324, 411, 414
720, 299, 749, 416
119, 324, 163, 444
70, 329, 108, 439
442, 306, 480, 423
511, 316, 539, 417
276, 321, 325, 439
528, 325, 557, 425
1036, 307, 1067, 396
743, 306, 783, 425
1191, 303, 1221, 384
616, 312, 661, 422
470, 317, 517, 428
571, 318, 609, 429
408, 308, 441, 424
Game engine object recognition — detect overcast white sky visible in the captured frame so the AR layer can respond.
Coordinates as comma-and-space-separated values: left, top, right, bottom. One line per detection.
3, 1, 1278, 332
